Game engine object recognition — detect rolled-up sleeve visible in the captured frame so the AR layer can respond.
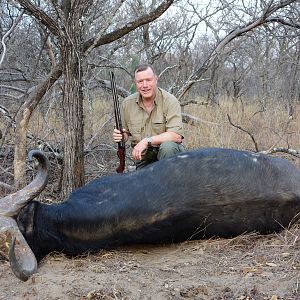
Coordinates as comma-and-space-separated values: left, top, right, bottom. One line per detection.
165, 99, 184, 138
157, 89, 184, 139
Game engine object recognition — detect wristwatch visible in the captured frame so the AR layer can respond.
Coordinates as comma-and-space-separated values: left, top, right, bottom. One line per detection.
146, 136, 153, 147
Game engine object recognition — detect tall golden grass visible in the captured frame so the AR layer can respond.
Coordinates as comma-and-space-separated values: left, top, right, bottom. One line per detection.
1, 96, 300, 195
183, 98, 300, 155
29, 97, 300, 148
4, 95, 300, 178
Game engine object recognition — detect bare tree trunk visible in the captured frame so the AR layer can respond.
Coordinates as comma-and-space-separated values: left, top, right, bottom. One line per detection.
60, 11, 85, 198
287, 40, 300, 118
206, 59, 220, 105
14, 65, 62, 189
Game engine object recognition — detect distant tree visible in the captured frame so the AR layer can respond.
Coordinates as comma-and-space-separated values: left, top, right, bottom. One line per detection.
176, 0, 300, 104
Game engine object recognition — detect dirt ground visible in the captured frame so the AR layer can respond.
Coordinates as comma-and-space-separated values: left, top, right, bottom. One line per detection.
0, 226, 299, 300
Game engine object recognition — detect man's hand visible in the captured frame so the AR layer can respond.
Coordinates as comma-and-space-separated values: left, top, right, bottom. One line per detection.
113, 128, 128, 143
132, 139, 148, 160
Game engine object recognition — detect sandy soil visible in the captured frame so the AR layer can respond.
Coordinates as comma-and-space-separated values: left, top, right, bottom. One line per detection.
0, 227, 299, 300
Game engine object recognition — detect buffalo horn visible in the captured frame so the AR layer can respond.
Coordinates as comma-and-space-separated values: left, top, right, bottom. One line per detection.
0, 150, 49, 280
0, 215, 37, 281
0, 150, 49, 217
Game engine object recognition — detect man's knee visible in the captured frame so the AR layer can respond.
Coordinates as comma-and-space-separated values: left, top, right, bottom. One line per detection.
158, 141, 185, 160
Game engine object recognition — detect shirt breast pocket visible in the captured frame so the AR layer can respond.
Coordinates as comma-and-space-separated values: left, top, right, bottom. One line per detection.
152, 118, 166, 135
128, 121, 142, 141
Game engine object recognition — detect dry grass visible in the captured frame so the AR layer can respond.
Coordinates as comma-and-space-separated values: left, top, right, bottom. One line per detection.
183, 98, 300, 152
2, 96, 300, 186
7, 96, 300, 158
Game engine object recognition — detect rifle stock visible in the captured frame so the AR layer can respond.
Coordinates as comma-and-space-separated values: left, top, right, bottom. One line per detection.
110, 71, 126, 173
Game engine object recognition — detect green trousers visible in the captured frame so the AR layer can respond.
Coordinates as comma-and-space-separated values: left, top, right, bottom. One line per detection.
135, 141, 185, 170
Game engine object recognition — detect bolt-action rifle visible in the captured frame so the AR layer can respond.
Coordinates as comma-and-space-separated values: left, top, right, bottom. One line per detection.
110, 71, 126, 173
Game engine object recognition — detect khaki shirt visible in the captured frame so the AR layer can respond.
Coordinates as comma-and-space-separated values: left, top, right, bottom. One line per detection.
121, 88, 184, 147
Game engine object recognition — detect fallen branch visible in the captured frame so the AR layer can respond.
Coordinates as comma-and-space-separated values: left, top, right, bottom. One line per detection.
0, 104, 62, 161
182, 113, 221, 126
260, 148, 300, 158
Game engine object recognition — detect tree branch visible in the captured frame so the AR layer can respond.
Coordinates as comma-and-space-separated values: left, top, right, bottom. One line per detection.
13, 64, 63, 188
227, 114, 259, 152
16, 0, 61, 37
0, 181, 16, 192
266, 17, 300, 29
0, 11, 24, 68
82, 0, 174, 52
176, 0, 299, 101
0, 85, 26, 94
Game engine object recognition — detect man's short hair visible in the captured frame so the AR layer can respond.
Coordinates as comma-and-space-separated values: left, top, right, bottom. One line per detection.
134, 64, 156, 75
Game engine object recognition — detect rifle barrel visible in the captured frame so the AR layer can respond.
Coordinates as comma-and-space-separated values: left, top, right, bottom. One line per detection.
110, 71, 126, 173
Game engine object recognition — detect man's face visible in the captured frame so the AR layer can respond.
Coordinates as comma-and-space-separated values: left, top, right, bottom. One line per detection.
134, 67, 158, 101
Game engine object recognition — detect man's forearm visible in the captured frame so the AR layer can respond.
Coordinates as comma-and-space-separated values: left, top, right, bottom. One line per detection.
147, 131, 182, 146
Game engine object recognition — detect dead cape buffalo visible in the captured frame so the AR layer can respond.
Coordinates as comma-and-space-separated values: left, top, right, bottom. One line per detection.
0, 148, 300, 281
